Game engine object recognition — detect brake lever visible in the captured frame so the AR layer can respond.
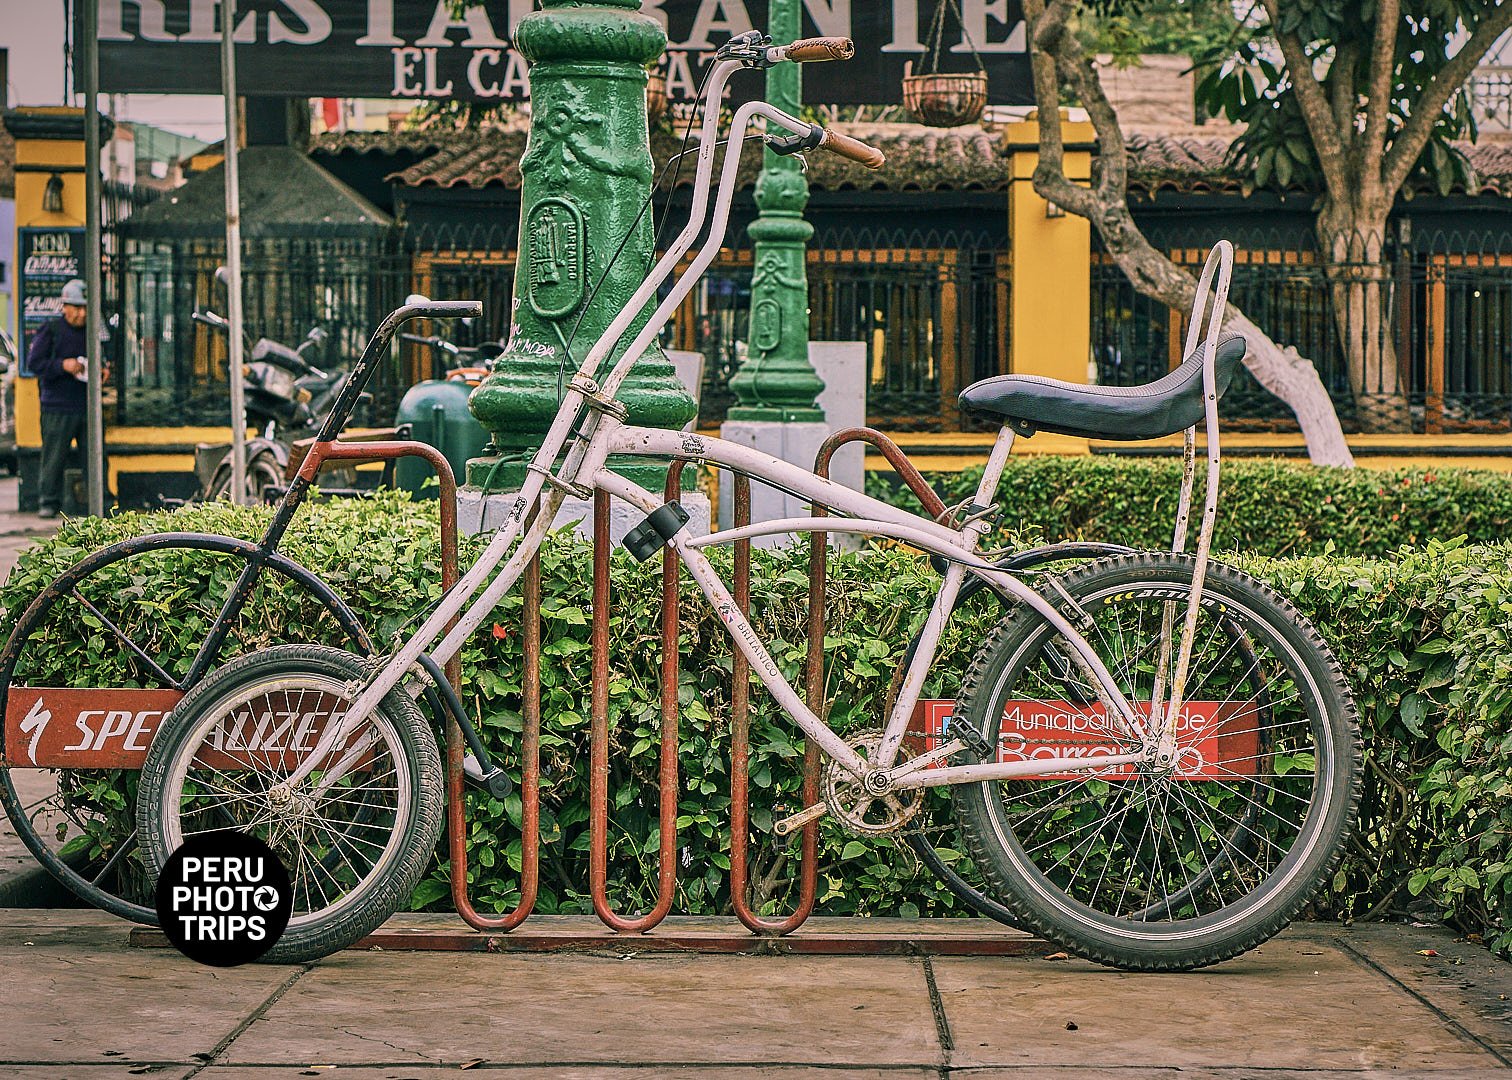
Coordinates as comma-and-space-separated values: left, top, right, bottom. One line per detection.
766, 124, 824, 158
715, 29, 773, 66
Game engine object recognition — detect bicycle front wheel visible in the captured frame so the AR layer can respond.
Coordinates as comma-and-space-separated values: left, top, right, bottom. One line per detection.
138, 644, 442, 963
0, 533, 371, 924
950, 553, 1361, 971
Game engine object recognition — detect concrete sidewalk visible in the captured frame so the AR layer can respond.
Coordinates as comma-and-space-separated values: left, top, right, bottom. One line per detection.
0, 475, 58, 585
0, 911, 1506, 1079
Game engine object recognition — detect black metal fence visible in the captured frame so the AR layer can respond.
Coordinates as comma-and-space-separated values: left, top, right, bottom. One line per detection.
1092, 225, 1512, 434
105, 219, 1001, 433
680, 226, 1005, 429
105, 206, 1512, 437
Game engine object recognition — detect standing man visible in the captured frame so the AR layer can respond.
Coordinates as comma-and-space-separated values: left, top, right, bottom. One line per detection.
27, 279, 104, 518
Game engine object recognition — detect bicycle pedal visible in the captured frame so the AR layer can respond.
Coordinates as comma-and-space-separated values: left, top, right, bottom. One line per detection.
462, 754, 515, 800
944, 718, 994, 760
773, 801, 828, 837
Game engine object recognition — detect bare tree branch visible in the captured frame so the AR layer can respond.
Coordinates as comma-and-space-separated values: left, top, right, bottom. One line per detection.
1030, 0, 1133, 204
1360, 0, 1401, 200
1382, 3, 1512, 195
1261, 0, 1351, 194
1329, 39, 1359, 138
1020, 0, 1356, 466
1023, 0, 1098, 218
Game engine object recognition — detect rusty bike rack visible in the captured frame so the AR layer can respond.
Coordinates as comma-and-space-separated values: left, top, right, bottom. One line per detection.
121, 423, 1053, 953
810, 428, 952, 719
289, 440, 545, 934
726, 469, 820, 934
561, 430, 950, 937
580, 461, 829, 935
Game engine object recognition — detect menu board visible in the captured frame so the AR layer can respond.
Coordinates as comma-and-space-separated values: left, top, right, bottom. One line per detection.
17, 227, 85, 377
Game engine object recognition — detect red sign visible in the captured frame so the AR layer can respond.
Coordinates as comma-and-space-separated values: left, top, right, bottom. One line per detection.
909, 699, 1259, 780
4, 687, 183, 768
3, 687, 367, 771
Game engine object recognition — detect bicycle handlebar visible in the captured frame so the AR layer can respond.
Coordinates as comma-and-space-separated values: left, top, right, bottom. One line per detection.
305, 297, 482, 447
817, 128, 886, 170
400, 331, 462, 355
782, 37, 855, 62
766, 120, 886, 171
404, 299, 483, 320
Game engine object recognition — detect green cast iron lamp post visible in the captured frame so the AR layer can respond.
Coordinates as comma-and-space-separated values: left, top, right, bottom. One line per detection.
467, 0, 695, 491
726, 0, 825, 423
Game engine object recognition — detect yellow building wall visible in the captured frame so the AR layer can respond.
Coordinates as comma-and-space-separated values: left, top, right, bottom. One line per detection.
11, 107, 89, 454
1005, 117, 1095, 384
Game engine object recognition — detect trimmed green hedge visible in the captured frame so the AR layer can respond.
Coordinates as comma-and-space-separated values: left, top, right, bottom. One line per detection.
868, 456, 1512, 556
1, 493, 1507, 952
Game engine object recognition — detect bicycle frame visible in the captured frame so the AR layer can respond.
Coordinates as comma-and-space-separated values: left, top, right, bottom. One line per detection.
280, 50, 1235, 800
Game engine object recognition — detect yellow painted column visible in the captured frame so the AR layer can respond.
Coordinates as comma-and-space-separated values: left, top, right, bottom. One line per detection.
6, 107, 90, 507
1005, 115, 1094, 384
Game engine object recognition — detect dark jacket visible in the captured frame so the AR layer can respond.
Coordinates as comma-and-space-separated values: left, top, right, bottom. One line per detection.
27, 317, 87, 412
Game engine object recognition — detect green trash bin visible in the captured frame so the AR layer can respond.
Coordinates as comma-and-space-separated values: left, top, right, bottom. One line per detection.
393, 379, 490, 498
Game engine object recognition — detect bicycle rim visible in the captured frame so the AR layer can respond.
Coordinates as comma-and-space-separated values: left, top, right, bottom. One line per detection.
156, 673, 414, 929
0, 534, 368, 923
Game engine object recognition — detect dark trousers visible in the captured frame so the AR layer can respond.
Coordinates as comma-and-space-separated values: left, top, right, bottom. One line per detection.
38, 410, 87, 512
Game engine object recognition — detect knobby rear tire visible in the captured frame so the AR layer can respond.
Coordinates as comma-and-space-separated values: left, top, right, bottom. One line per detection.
950, 553, 1362, 971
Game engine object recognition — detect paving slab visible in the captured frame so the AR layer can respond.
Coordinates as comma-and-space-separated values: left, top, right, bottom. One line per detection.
223, 952, 943, 1069
131, 913, 1044, 956
955, 1064, 1512, 1070
0, 912, 299, 1067
934, 931, 1505, 1072
1318, 921, 1512, 1060
0, 912, 1507, 1078
0, 1068, 185, 1079
198, 1064, 943, 1070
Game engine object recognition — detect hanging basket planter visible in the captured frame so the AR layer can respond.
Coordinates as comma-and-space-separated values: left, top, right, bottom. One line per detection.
902, 71, 989, 127
645, 71, 668, 124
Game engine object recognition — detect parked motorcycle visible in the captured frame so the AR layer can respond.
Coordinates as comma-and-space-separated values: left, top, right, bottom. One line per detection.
190, 307, 365, 502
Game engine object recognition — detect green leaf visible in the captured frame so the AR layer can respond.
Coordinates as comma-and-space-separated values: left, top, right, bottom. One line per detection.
1400, 692, 1429, 738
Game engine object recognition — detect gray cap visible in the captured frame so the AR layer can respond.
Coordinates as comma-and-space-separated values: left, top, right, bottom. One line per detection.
60, 279, 86, 305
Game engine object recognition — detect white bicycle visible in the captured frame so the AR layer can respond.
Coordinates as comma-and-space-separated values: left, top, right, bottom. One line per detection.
137, 33, 1361, 970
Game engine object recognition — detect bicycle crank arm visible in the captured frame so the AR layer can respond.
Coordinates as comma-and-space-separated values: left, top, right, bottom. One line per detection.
773, 801, 829, 836
884, 738, 967, 781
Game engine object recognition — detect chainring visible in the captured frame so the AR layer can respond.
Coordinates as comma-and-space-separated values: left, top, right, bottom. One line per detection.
822, 728, 925, 836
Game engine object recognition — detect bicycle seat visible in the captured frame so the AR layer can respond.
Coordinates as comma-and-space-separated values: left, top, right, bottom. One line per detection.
958, 334, 1247, 441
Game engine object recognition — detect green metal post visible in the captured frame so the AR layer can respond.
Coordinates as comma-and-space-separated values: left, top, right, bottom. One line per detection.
467, 0, 695, 490
726, 0, 824, 422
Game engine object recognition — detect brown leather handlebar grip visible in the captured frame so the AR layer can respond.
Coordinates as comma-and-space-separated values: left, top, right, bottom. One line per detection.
786, 37, 856, 62
818, 128, 886, 171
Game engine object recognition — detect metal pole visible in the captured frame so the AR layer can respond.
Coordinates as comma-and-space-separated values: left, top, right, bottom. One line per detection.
220, 0, 248, 504
82, 0, 104, 517
726, 0, 823, 423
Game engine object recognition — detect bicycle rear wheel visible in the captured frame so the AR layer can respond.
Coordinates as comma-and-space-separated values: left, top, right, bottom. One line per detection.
950, 553, 1361, 971
137, 644, 442, 963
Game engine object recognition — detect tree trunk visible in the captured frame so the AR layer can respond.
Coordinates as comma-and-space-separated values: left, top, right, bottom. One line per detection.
1020, 0, 1353, 465
1317, 222, 1412, 433
1094, 213, 1357, 466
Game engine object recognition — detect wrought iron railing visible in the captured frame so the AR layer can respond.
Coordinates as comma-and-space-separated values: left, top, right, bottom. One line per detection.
1093, 226, 1512, 434
105, 209, 1512, 437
